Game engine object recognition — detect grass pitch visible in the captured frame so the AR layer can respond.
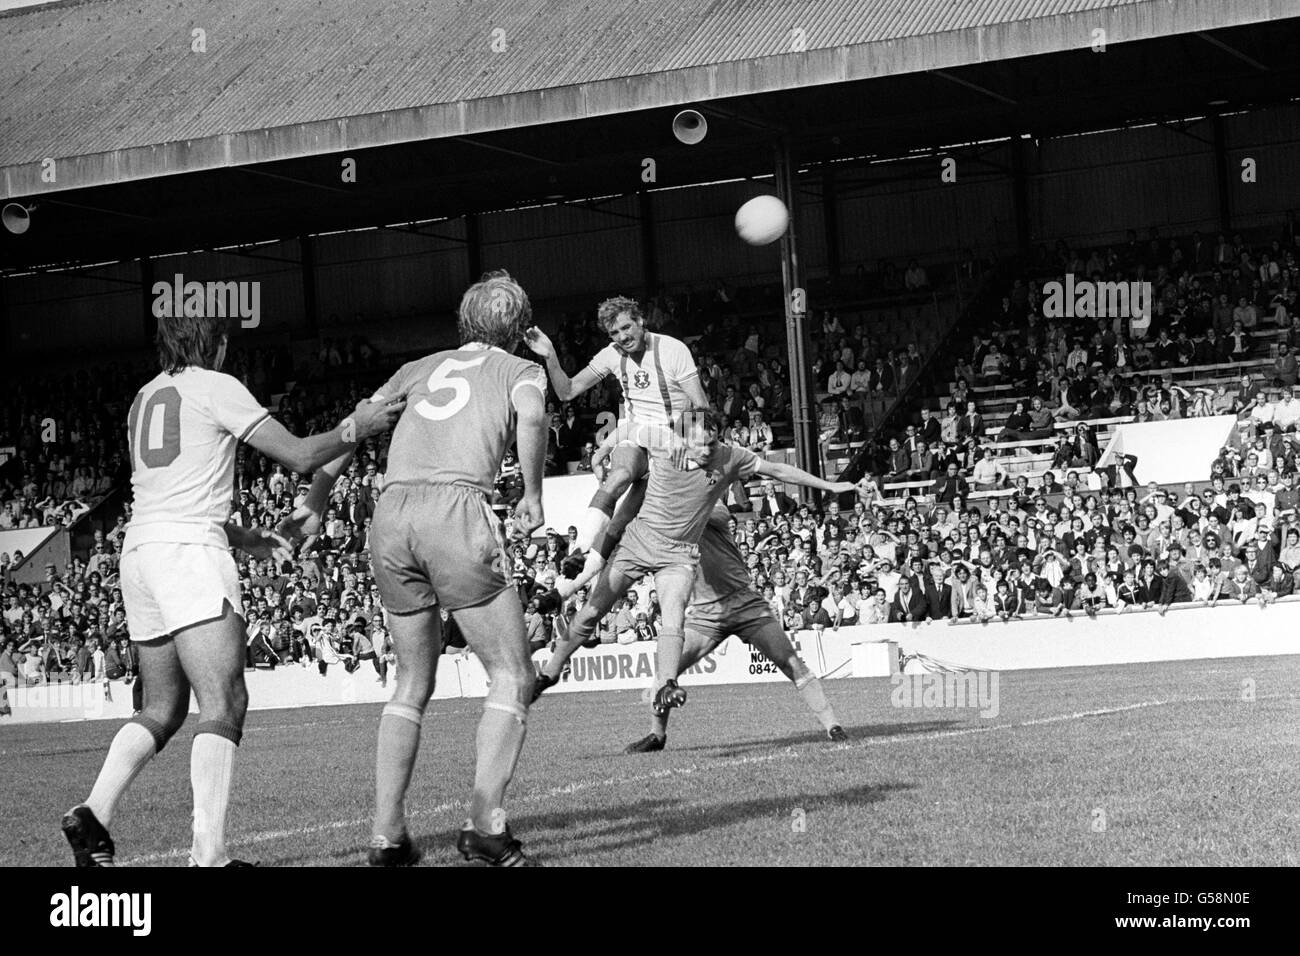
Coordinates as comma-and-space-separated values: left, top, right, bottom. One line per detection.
2, 655, 1297, 866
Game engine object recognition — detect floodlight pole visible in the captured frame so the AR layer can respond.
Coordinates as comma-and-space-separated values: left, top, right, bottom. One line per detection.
774, 137, 820, 484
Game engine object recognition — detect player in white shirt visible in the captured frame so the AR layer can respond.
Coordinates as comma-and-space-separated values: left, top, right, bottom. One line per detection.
524, 296, 710, 594
62, 312, 401, 869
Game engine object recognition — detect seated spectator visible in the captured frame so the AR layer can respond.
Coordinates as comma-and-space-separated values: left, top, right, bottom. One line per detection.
907, 441, 937, 481
970, 452, 1003, 490
827, 361, 851, 397
904, 259, 929, 291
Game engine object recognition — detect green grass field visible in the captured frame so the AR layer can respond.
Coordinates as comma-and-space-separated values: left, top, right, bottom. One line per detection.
3, 655, 1297, 866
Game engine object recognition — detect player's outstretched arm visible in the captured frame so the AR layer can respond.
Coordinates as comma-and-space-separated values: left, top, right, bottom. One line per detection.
277, 448, 352, 545
246, 398, 403, 474
225, 523, 293, 563
513, 381, 548, 538
754, 458, 856, 496
522, 327, 601, 401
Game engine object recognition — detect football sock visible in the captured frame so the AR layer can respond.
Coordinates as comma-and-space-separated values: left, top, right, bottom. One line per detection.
795, 672, 839, 731
189, 727, 238, 867
470, 700, 527, 833
373, 702, 424, 841
654, 629, 685, 700
650, 707, 670, 739
85, 722, 157, 827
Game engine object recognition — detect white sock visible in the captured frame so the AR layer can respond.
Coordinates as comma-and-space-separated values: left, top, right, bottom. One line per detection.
85, 722, 157, 827
575, 508, 611, 553
796, 673, 839, 731
190, 733, 236, 867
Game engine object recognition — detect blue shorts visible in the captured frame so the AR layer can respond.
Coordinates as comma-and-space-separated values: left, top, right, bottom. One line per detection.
686, 589, 779, 646
605, 520, 699, 596
370, 483, 510, 613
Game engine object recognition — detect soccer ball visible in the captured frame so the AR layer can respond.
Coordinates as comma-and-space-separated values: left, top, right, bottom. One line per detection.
734, 195, 789, 246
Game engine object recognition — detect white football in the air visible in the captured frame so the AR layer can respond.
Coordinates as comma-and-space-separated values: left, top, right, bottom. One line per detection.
734, 195, 790, 246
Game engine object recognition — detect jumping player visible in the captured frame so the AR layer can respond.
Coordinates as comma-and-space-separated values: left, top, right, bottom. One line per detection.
623, 503, 847, 753
62, 313, 402, 867
532, 409, 854, 720
284, 270, 548, 867
523, 297, 709, 590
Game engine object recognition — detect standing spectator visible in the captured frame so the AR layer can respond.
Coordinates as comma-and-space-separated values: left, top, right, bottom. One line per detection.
1273, 343, 1298, 387
1156, 559, 1193, 613
888, 576, 927, 623
933, 463, 970, 505
90, 637, 111, 702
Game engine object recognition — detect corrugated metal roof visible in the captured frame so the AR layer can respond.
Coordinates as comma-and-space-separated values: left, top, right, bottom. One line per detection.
0, 0, 1290, 194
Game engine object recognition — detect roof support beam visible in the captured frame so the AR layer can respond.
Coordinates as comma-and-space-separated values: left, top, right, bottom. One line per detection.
452, 137, 564, 167
236, 165, 353, 196
1195, 32, 1269, 71
930, 70, 1018, 106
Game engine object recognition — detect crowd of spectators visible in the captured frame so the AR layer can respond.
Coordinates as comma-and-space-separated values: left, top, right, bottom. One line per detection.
7, 227, 1299, 716
848, 222, 1300, 493
0, 365, 137, 537
0, 263, 941, 708
776, 219, 1300, 630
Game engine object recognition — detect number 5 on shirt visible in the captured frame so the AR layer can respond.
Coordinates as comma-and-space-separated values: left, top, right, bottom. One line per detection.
414, 357, 487, 421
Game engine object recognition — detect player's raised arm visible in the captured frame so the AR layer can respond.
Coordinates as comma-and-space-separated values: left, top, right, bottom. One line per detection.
512, 368, 549, 537
245, 397, 403, 475
673, 345, 712, 411
224, 522, 293, 563
282, 366, 415, 542
754, 457, 856, 496
523, 327, 602, 401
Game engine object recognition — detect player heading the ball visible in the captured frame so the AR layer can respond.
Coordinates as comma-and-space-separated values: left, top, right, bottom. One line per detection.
524, 296, 711, 586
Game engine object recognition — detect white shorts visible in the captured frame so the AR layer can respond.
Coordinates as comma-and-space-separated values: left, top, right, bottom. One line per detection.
121, 543, 244, 641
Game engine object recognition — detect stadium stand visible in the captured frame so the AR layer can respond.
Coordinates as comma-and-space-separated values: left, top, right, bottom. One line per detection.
0, 268, 956, 704
4, 215, 1299, 718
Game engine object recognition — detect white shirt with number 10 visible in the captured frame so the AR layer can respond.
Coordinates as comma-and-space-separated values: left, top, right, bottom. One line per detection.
124, 367, 270, 551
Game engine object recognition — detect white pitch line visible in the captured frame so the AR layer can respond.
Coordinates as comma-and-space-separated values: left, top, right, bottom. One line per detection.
116, 693, 1245, 865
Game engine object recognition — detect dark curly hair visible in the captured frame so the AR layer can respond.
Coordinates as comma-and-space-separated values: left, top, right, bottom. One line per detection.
596, 296, 643, 331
